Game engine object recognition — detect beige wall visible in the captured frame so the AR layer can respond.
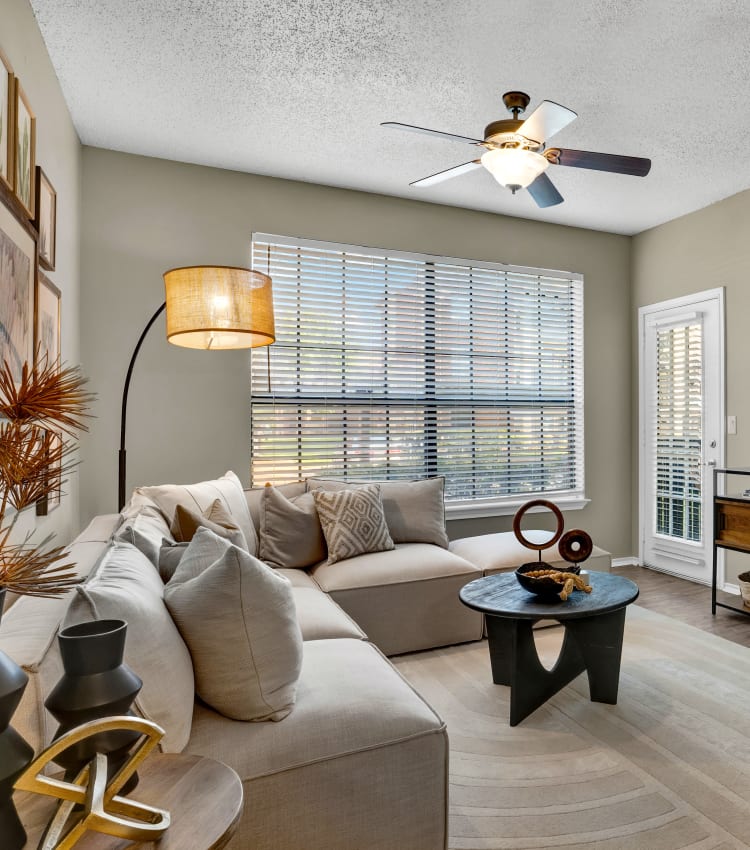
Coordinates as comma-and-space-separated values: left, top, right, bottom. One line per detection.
80, 147, 633, 555
632, 187, 750, 582
2, 0, 82, 543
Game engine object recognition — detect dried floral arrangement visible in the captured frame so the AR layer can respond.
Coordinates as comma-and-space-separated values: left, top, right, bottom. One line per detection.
0, 355, 94, 597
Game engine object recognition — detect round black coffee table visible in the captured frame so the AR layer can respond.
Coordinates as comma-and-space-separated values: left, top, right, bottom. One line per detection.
459, 571, 639, 726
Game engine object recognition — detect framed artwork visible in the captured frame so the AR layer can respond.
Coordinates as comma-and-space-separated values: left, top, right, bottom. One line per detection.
14, 78, 35, 219
35, 270, 60, 365
36, 430, 62, 516
0, 191, 35, 381
35, 167, 56, 270
0, 49, 12, 191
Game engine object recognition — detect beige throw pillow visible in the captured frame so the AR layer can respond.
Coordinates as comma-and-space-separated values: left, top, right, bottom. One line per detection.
164, 528, 303, 722
313, 484, 395, 564
307, 476, 449, 548
170, 499, 247, 550
258, 486, 326, 569
136, 471, 259, 556
63, 542, 195, 753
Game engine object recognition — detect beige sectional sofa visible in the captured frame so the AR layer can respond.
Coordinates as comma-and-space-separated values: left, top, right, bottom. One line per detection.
1, 475, 610, 850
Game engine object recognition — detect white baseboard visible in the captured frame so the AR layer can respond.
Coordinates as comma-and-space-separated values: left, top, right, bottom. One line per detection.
611, 556, 639, 567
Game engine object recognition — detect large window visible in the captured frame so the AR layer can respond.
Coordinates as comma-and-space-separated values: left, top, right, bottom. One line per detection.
250, 234, 585, 516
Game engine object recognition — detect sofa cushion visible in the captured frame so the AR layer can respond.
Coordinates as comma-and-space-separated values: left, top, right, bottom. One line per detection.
135, 471, 258, 556
170, 499, 247, 550
185, 638, 445, 781
245, 481, 306, 532
311, 542, 478, 592
164, 528, 303, 722
113, 505, 174, 565
258, 487, 326, 569
449, 530, 612, 575
307, 477, 449, 548
312, 544, 483, 655
313, 484, 394, 564
63, 541, 195, 753
292, 587, 366, 641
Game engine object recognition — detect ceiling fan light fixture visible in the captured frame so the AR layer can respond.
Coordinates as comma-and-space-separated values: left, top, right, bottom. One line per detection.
480, 147, 548, 191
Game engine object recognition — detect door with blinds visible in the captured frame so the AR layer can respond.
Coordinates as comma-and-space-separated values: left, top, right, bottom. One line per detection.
639, 289, 724, 582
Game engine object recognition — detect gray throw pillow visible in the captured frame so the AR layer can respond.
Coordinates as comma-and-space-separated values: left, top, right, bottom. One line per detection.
307, 476, 449, 548
158, 539, 189, 582
164, 528, 303, 721
312, 484, 395, 564
258, 486, 326, 569
113, 506, 174, 565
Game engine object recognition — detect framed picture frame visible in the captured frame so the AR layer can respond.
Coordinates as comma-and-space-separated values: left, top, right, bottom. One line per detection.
35, 270, 61, 365
0, 49, 13, 192
13, 78, 35, 219
0, 189, 36, 381
35, 429, 62, 516
35, 167, 56, 270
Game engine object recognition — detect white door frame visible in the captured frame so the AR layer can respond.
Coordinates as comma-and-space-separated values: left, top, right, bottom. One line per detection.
638, 287, 726, 586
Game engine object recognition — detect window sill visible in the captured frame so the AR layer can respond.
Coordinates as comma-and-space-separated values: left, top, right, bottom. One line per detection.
445, 495, 590, 521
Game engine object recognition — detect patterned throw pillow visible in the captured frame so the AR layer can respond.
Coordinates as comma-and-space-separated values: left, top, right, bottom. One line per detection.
313, 484, 395, 564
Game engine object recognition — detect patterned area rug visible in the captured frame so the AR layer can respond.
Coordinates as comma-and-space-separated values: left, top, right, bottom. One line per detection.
393, 605, 750, 849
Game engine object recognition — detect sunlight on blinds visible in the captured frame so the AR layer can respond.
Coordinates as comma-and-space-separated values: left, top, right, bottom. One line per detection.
250, 234, 584, 509
655, 321, 702, 541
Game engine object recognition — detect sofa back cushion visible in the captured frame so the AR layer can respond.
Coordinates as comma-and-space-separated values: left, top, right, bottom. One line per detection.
258, 486, 326, 569
307, 477, 449, 548
165, 528, 303, 722
135, 471, 258, 556
0, 515, 121, 753
63, 541, 195, 753
114, 505, 174, 565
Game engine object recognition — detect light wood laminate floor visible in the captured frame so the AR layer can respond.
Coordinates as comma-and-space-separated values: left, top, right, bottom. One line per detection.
614, 564, 750, 648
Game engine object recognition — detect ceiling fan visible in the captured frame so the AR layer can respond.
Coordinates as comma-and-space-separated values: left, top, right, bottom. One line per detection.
382, 91, 651, 208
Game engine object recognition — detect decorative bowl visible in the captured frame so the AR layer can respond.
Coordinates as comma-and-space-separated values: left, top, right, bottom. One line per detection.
515, 561, 580, 600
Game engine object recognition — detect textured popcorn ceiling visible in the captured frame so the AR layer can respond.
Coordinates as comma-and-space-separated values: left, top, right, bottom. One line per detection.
29, 0, 750, 234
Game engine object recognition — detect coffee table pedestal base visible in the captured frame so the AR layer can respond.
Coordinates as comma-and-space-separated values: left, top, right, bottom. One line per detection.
486, 607, 627, 726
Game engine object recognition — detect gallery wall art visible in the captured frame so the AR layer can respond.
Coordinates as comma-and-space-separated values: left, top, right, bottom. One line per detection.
36, 270, 60, 364
0, 191, 35, 381
35, 167, 56, 270
14, 78, 35, 219
0, 49, 12, 192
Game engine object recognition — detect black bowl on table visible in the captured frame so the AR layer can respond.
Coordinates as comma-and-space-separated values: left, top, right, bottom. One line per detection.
515, 561, 580, 600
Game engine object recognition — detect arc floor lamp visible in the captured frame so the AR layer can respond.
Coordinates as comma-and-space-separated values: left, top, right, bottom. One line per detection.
118, 265, 275, 510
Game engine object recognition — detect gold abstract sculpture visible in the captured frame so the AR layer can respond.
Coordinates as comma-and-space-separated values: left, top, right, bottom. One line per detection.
14, 716, 170, 850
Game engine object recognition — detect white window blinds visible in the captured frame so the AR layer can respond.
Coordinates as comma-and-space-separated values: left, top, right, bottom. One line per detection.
654, 321, 703, 541
250, 233, 585, 514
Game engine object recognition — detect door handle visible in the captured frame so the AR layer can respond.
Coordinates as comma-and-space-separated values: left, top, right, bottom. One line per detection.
705, 460, 717, 467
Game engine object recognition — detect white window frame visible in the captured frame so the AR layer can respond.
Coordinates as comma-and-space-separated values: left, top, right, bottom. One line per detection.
251, 232, 587, 519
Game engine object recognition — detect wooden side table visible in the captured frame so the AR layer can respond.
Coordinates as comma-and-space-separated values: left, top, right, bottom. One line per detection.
17, 754, 243, 850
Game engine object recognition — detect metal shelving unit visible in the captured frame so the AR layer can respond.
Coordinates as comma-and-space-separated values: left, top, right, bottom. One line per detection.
712, 466, 750, 617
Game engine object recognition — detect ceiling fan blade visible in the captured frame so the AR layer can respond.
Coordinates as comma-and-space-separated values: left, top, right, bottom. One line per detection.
517, 100, 577, 144
526, 172, 564, 208
410, 160, 482, 187
553, 148, 651, 176
381, 122, 485, 146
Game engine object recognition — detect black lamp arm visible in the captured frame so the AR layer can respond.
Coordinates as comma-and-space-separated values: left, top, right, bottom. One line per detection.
118, 302, 166, 511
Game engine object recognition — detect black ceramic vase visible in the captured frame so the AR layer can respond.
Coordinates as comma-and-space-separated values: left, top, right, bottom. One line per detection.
0, 588, 35, 850
45, 619, 143, 792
